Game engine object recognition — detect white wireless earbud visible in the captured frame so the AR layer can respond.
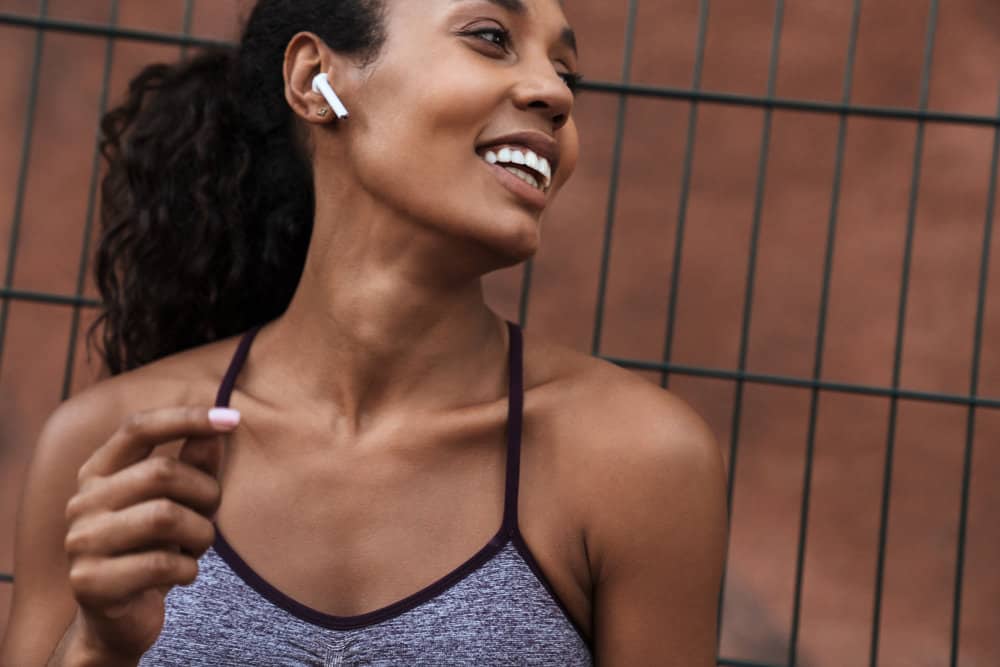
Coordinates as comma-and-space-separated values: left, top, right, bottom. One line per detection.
311, 73, 350, 120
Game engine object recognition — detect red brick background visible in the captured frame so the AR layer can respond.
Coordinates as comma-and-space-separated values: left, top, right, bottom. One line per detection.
1, 1, 998, 665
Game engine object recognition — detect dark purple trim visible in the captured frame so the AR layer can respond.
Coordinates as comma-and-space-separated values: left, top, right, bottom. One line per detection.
215, 324, 262, 408
209, 319, 588, 644
503, 324, 592, 647
211, 525, 510, 631
501, 320, 523, 535
207, 321, 528, 630
511, 532, 593, 647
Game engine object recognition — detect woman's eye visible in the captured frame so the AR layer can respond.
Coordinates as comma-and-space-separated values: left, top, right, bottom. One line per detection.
468, 27, 511, 50
559, 72, 583, 94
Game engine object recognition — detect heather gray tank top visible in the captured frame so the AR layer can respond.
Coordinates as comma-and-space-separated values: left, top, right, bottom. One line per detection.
140, 322, 593, 666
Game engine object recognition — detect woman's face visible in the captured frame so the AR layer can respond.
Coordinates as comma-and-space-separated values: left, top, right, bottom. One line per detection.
331, 0, 581, 268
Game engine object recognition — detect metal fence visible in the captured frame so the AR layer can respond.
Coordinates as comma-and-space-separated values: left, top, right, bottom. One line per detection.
1, 1, 998, 666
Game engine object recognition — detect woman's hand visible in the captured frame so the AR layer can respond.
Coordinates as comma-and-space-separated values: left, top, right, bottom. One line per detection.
58, 406, 239, 665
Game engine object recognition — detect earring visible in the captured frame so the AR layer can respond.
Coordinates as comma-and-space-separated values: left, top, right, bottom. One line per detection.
311, 73, 350, 120
317, 107, 330, 118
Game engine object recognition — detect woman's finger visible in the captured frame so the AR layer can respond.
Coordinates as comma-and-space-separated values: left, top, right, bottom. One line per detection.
66, 455, 222, 521
69, 550, 200, 611
178, 434, 225, 479
65, 499, 217, 559
79, 406, 240, 481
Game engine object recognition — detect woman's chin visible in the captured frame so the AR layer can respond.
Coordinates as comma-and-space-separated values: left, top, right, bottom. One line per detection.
452, 221, 540, 277
486, 217, 541, 265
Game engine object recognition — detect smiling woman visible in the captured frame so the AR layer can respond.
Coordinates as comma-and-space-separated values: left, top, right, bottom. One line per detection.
0, 1, 725, 666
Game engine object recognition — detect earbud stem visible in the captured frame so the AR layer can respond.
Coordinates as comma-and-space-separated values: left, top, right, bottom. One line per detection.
312, 73, 350, 120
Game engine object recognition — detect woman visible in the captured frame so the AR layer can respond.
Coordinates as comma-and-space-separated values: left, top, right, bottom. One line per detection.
0, 0, 726, 664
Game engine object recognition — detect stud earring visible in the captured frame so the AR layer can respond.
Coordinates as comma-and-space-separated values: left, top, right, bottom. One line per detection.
311, 73, 350, 120
317, 107, 330, 118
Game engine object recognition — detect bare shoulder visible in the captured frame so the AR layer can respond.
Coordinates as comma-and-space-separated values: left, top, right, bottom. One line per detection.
36, 336, 237, 467
22, 334, 241, 548
523, 334, 727, 662
522, 333, 726, 568
0, 336, 240, 663
523, 334, 721, 479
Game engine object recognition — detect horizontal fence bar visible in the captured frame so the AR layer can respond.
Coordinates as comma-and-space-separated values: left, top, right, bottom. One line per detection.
717, 658, 783, 667
8, 283, 995, 411
604, 356, 1000, 410
0, 288, 100, 308
0, 12, 231, 48
2, 13, 998, 128
580, 80, 1000, 127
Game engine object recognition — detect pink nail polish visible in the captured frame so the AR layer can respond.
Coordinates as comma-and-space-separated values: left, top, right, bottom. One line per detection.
208, 408, 241, 429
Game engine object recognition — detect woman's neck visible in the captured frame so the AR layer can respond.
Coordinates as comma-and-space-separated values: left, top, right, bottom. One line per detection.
256, 202, 510, 433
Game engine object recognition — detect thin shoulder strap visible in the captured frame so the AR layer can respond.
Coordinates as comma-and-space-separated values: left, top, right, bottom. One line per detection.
501, 320, 524, 534
215, 325, 263, 408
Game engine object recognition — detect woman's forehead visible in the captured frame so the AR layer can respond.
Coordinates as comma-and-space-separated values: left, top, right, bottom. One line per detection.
388, 0, 576, 52
387, 0, 572, 26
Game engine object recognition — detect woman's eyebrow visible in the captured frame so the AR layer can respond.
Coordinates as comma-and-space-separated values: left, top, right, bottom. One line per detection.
454, 0, 526, 13
559, 26, 577, 56
452, 0, 578, 56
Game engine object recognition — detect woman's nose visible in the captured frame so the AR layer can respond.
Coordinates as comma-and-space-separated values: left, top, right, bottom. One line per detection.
511, 62, 574, 132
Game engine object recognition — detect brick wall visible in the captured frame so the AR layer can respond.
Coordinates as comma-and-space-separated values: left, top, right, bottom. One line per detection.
1, 1, 998, 665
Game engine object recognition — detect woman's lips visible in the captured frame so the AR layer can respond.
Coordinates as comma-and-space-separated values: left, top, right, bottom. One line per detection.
482, 160, 548, 210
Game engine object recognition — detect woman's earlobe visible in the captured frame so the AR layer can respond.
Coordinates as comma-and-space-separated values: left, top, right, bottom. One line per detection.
312, 73, 350, 120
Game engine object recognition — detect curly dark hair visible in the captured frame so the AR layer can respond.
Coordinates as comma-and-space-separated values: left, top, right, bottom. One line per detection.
91, 0, 386, 375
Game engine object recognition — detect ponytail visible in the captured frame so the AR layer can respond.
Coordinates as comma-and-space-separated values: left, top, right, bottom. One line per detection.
92, 0, 385, 375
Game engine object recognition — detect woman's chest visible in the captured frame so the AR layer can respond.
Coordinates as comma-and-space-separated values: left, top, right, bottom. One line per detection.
209, 430, 593, 638
141, 543, 593, 666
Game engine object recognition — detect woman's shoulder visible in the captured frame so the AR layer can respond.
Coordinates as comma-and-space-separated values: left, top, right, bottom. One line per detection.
523, 333, 718, 465
37, 333, 244, 469
523, 331, 727, 583
522, 331, 724, 525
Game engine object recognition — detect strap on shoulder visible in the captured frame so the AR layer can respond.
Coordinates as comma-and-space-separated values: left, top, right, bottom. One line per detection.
501, 320, 524, 533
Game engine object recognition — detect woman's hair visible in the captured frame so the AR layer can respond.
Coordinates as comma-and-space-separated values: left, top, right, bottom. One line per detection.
92, 0, 385, 375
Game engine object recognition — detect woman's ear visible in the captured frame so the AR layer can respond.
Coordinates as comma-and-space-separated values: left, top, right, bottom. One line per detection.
284, 32, 348, 123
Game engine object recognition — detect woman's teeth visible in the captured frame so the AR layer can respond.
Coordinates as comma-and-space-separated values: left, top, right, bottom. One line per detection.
482, 147, 552, 191
503, 166, 541, 190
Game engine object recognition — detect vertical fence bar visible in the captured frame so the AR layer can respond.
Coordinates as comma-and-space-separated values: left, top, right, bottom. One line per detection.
180, 0, 195, 60
590, 0, 639, 354
62, 1, 198, 398
717, 2, 785, 656
869, 2, 940, 665
0, 0, 50, 381
660, 0, 710, 389
949, 88, 1000, 667
60, 0, 122, 400
723, 0, 785, 515
787, 1, 865, 664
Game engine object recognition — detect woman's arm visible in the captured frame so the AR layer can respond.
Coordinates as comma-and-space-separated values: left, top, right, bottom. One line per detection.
584, 387, 727, 666
1, 392, 118, 666
1, 381, 231, 667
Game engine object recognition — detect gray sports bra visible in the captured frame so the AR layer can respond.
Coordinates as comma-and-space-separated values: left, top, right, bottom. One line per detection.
140, 322, 593, 666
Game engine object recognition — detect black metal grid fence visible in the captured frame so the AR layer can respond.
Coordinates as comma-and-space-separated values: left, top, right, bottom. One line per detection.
1, 1, 998, 666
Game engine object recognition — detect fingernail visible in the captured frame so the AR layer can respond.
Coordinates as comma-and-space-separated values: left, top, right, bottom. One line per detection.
208, 408, 241, 429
